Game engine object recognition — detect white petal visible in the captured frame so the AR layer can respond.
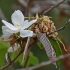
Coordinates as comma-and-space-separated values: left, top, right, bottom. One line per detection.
29, 19, 37, 26
6, 29, 18, 33
2, 34, 12, 39
2, 26, 18, 34
22, 19, 37, 29
2, 26, 9, 34
2, 26, 13, 39
20, 30, 33, 37
2, 20, 18, 30
7, 43, 20, 52
22, 20, 28, 29
11, 10, 24, 25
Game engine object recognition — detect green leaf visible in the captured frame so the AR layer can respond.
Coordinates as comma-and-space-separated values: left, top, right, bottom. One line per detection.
0, 42, 9, 49
15, 53, 23, 64
56, 36, 67, 51
26, 52, 39, 67
48, 38, 62, 67
0, 42, 9, 67
37, 41, 43, 49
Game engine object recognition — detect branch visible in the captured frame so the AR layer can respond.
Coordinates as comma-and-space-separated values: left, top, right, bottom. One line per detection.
25, 0, 33, 16
17, 53, 70, 70
17, 0, 27, 8
21, 37, 31, 64
57, 18, 70, 30
23, 46, 31, 68
48, 18, 70, 35
43, 0, 65, 15
0, 37, 38, 70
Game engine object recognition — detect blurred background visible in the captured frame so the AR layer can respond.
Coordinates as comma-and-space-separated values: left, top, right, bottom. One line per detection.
0, 0, 70, 70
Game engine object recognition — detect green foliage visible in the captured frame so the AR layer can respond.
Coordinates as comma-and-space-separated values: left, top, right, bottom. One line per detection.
48, 38, 62, 67
15, 53, 23, 64
37, 41, 43, 49
0, 42, 9, 67
26, 52, 39, 67
9, 52, 39, 67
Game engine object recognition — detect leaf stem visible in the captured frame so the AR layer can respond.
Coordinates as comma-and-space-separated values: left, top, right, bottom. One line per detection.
48, 19, 70, 35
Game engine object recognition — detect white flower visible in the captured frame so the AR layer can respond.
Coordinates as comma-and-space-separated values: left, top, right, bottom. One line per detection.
8, 43, 20, 52
2, 10, 37, 38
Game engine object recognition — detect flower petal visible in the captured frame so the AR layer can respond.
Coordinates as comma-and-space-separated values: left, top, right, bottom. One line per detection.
2, 26, 9, 34
2, 20, 18, 30
22, 20, 28, 29
6, 29, 18, 33
20, 30, 33, 37
29, 19, 37, 26
11, 10, 24, 25
2, 26, 13, 39
22, 19, 37, 29
7, 43, 20, 52
2, 34, 12, 39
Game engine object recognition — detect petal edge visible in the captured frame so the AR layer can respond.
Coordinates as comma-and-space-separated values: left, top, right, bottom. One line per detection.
20, 30, 33, 37
2, 20, 18, 30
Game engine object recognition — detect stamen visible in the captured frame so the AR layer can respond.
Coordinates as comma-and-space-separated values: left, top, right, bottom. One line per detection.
16, 24, 20, 27
15, 24, 21, 30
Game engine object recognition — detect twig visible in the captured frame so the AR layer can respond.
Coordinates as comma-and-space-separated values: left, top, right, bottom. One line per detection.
17, 0, 27, 8
11, 38, 19, 44
23, 38, 38, 67
23, 47, 30, 68
0, 49, 24, 70
21, 37, 31, 64
25, 0, 33, 16
24, 17, 35, 19
17, 53, 70, 70
43, 0, 65, 15
48, 18, 70, 35
56, 19, 69, 31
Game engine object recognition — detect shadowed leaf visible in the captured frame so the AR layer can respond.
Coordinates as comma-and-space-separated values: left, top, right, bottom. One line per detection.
49, 37, 62, 67
0, 42, 9, 66
37, 41, 43, 49
26, 52, 39, 67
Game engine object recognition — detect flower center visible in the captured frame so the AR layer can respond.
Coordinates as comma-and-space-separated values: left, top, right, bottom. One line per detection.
15, 24, 21, 30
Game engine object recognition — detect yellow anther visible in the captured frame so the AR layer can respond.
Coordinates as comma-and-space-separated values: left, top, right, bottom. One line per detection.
15, 24, 21, 30
16, 24, 20, 26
